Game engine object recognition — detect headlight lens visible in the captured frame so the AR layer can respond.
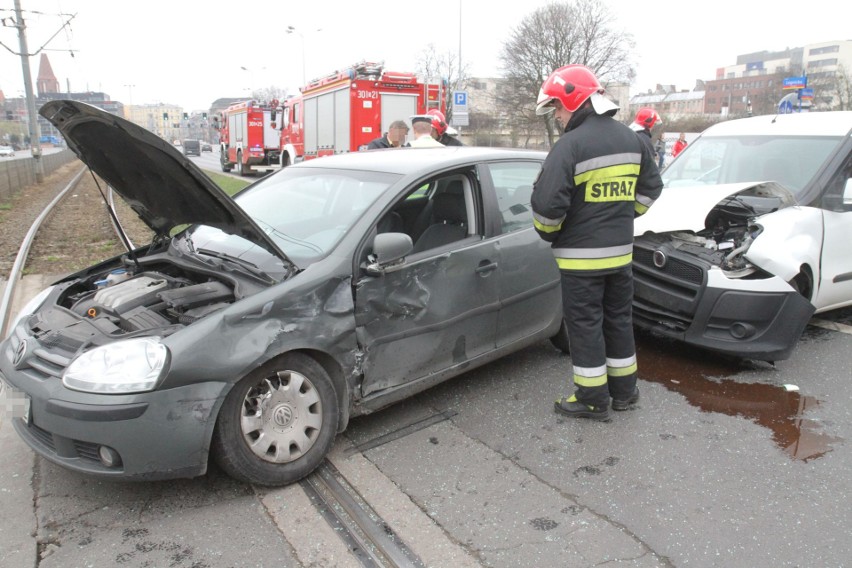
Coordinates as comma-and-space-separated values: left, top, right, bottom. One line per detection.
63, 338, 168, 394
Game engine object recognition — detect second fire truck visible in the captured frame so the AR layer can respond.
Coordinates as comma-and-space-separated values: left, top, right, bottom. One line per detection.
278, 61, 446, 165
216, 99, 282, 176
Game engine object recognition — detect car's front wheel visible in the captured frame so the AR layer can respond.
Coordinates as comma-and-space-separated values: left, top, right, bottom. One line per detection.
212, 353, 339, 486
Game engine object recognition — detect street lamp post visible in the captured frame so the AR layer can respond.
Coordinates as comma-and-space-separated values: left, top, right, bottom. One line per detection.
240, 66, 267, 97
124, 84, 135, 119
286, 26, 321, 86
285, 26, 306, 85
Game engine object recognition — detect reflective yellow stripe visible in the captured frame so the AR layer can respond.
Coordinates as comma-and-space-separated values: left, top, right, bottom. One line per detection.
534, 218, 562, 233
607, 362, 638, 377
574, 163, 641, 185
573, 372, 608, 388
556, 252, 632, 271
634, 202, 649, 215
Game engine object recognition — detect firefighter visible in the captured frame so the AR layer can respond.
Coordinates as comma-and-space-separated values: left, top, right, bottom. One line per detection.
629, 107, 662, 158
366, 120, 409, 149
531, 64, 663, 421
405, 115, 445, 147
427, 109, 463, 146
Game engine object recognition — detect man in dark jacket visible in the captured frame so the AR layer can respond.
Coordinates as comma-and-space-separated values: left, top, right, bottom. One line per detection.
531, 65, 663, 421
366, 120, 409, 150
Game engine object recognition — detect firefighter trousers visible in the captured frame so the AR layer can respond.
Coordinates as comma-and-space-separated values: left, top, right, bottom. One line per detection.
560, 267, 638, 409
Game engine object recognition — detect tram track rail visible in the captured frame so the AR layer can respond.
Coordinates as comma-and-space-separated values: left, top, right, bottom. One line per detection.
0, 166, 87, 337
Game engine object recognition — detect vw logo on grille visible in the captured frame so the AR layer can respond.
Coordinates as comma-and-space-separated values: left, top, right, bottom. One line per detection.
653, 249, 667, 269
12, 340, 27, 368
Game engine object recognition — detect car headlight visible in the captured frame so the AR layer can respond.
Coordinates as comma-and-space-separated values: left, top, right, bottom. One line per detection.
6, 285, 55, 339
63, 338, 169, 394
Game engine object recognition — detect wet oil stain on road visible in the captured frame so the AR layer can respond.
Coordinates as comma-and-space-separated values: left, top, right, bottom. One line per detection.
634, 332, 842, 462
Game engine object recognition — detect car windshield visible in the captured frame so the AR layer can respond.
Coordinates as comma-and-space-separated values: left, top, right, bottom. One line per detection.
230, 167, 399, 264
662, 135, 843, 199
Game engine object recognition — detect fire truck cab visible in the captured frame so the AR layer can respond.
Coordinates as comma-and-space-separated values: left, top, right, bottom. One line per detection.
279, 61, 445, 166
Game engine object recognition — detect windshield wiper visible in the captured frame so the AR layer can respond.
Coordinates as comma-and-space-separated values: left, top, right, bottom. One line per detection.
197, 248, 277, 284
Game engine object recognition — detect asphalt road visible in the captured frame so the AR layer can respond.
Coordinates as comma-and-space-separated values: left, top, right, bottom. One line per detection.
2, 281, 851, 566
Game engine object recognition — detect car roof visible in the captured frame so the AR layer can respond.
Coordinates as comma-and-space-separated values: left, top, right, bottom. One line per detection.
701, 111, 852, 137
294, 147, 547, 178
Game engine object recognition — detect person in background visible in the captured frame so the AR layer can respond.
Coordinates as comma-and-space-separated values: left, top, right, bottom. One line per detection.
629, 107, 662, 158
531, 64, 663, 421
655, 136, 666, 169
405, 115, 445, 147
366, 120, 409, 149
672, 132, 688, 158
427, 109, 463, 146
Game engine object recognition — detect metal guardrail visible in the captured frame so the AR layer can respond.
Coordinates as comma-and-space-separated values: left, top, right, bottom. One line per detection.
0, 149, 78, 202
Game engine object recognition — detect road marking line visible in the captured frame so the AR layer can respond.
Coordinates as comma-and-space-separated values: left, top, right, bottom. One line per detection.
809, 318, 852, 335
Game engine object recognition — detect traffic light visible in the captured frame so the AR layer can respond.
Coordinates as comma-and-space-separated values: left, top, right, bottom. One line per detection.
183, 112, 189, 120
202, 112, 208, 120
163, 112, 168, 120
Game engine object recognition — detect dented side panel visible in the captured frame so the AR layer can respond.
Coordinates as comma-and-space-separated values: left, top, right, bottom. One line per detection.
354, 240, 501, 397
162, 265, 359, 391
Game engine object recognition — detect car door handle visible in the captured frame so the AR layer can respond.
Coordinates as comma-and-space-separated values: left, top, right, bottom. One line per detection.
476, 261, 498, 275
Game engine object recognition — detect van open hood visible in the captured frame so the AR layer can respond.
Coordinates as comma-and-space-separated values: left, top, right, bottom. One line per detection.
39, 100, 291, 264
634, 182, 797, 236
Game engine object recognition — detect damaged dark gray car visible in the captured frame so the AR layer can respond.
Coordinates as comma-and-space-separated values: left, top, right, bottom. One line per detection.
0, 101, 567, 486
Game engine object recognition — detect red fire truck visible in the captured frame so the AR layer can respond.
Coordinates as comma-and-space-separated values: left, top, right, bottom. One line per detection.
216, 99, 282, 176
279, 61, 445, 165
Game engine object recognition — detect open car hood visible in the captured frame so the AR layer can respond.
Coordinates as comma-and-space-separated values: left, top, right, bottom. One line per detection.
39, 100, 291, 264
634, 181, 797, 236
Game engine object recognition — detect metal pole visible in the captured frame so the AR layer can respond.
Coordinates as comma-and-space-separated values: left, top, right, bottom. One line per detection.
14, 0, 44, 182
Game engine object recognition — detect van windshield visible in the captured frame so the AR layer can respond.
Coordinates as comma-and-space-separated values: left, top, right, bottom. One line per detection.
662, 135, 843, 200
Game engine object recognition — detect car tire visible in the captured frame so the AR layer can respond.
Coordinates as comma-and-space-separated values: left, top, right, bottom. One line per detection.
212, 353, 339, 486
549, 318, 571, 354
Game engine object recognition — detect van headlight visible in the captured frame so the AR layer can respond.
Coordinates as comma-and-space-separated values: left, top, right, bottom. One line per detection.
63, 338, 169, 394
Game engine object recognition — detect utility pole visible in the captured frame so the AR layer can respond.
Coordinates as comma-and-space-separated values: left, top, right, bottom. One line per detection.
13, 0, 44, 182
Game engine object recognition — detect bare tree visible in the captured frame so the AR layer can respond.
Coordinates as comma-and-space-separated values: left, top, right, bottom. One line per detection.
808, 64, 852, 111
497, 0, 636, 147
416, 44, 471, 124
251, 86, 290, 105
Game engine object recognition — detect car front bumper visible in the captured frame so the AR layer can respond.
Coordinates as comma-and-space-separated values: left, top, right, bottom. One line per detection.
632, 250, 815, 361
1, 339, 228, 481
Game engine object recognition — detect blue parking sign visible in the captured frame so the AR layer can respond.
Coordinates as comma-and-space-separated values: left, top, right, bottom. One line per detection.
453, 91, 468, 108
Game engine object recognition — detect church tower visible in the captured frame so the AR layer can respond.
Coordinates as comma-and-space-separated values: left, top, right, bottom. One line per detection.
37, 53, 60, 96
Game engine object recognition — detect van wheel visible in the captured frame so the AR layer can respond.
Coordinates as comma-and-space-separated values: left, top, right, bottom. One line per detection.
212, 353, 339, 486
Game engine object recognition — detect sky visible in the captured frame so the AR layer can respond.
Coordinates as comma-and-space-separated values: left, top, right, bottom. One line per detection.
1, 0, 850, 111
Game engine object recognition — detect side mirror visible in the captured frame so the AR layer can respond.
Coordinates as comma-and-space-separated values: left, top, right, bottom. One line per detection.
365, 232, 413, 275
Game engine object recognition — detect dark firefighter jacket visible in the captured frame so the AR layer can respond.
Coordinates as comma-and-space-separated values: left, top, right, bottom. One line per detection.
439, 133, 464, 146
531, 108, 663, 273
